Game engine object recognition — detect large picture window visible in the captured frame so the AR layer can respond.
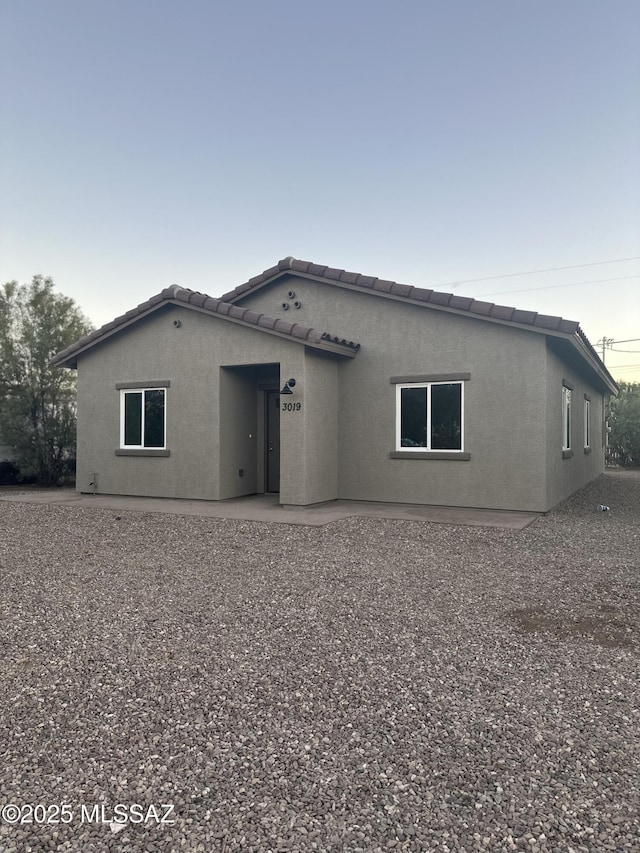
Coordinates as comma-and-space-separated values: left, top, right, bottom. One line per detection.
120, 388, 166, 449
397, 381, 463, 451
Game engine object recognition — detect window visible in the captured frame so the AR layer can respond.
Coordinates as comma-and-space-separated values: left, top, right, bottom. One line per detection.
397, 381, 463, 451
584, 397, 591, 449
120, 388, 166, 449
562, 385, 572, 452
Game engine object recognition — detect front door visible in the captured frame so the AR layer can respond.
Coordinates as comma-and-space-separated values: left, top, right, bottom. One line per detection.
266, 391, 280, 492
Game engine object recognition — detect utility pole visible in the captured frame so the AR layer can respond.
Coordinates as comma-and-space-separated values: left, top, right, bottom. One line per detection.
596, 337, 614, 363
596, 337, 640, 365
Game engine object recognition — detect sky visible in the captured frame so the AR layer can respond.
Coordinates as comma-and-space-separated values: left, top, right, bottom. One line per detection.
2, 0, 639, 382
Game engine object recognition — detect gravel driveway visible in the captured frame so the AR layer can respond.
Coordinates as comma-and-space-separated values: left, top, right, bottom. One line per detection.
1, 472, 638, 852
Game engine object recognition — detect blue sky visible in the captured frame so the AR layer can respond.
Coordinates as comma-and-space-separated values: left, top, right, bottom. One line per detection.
2, 1, 639, 380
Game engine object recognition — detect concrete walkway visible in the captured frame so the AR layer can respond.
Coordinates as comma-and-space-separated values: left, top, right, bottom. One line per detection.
0, 489, 540, 529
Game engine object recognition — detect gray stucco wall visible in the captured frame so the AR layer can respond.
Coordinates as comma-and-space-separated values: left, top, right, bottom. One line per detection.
75, 305, 324, 502
73, 274, 608, 512
240, 276, 551, 511
544, 341, 605, 510
295, 350, 339, 506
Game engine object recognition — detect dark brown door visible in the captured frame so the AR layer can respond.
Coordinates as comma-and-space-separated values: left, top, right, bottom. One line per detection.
266, 391, 280, 492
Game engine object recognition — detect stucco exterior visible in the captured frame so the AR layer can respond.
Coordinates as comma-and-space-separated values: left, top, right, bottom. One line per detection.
543, 339, 606, 510
54, 258, 617, 513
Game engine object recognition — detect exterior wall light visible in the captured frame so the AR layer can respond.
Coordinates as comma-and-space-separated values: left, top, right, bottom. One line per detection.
280, 378, 296, 395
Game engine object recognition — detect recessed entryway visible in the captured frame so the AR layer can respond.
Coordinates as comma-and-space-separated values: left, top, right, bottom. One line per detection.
265, 389, 280, 493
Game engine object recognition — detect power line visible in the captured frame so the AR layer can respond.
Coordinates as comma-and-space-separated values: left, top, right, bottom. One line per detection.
438, 255, 640, 290
477, 274, 639, 298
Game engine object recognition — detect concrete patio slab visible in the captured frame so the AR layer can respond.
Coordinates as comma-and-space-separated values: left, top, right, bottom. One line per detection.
0, 489, 540, 529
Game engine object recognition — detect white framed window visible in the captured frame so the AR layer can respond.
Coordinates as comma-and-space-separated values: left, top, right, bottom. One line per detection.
584, 396, 591, 449
396, 381, 464, 452
120, 388, 166, 449
562, 385, 572, 452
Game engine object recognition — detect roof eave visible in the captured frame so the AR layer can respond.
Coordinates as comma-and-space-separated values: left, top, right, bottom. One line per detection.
50, 295, 360, 366
50, 303, 163, 368
567, 331, 619, 396
172, 299, 359, 357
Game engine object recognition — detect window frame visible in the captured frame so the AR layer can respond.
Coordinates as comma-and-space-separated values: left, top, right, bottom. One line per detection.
584, 395, 591, 451
562, 383, 572, 454
119, 387, 167, 450
395, 380, 465, 453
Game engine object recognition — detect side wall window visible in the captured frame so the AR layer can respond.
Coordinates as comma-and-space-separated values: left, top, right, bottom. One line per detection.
120, 388, 166, 449
397, 381, 464, 451
562, 385, 572, 452
584, 396, 591, 449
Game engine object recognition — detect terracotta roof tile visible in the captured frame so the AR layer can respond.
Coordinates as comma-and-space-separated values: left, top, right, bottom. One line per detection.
274, 319, 294, 334
356, 275, 377, 288
411, 287, 435, 301
324, 267, 344, 279
291, 259, 311, 273
390, 282, 413, 298
259, 264, 281, 280
228, 305, 247, 321
321, 333, 360, 351
490, 304, 515, 321
258, 315, 277, 330
511, 309, 538, 324
373, 279, 395, 293
291, 324, 311, 340
449, 295, 474, 311
428, 291, 453, 307
338, 270, 360, 284
533, 313, 563, 330
468, 299, 494, 316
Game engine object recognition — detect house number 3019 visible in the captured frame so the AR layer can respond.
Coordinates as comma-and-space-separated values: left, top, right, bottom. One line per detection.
281, 401, 301, 411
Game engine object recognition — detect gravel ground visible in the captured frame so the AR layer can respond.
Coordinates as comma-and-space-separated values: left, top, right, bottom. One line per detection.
0, 472, 638, 853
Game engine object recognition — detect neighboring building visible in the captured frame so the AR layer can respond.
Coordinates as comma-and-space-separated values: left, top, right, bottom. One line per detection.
51, 257, 618, 512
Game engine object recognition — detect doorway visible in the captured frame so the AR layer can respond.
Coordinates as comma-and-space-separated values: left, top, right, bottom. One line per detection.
265, 390, 280, 492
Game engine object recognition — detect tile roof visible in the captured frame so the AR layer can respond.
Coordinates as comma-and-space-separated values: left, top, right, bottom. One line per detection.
50, 256, 617, 394
221, 256, 616, 393
50, 285, 360, 367
222, 256, 582, 335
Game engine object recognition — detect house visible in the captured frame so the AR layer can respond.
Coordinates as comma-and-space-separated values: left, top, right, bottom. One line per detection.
51, 257, 618, 512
